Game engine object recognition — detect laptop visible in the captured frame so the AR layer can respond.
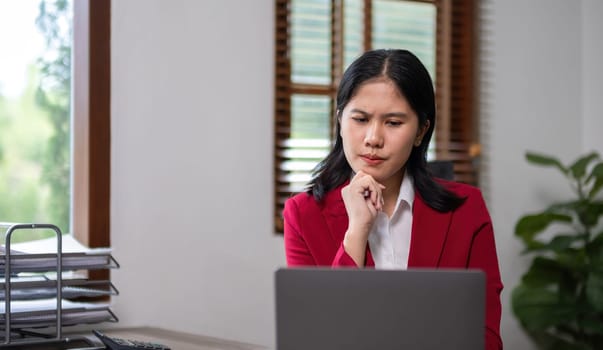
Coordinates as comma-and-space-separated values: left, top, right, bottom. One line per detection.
275, 268, 485, 350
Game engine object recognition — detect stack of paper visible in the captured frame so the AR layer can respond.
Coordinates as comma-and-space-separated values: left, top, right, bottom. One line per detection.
1, 276, 118, 300
0, 299, 117, 329
1, 235, 118, 274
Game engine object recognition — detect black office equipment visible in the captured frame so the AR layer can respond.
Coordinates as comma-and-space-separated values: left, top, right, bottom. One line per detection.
427, 159, 455, 180
92, 330, 171, 350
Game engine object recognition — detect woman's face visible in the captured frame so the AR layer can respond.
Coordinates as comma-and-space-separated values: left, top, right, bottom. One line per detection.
339, 79, 428, 188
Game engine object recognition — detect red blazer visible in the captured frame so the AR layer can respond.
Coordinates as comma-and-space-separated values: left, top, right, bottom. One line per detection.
283, 180, 503, 350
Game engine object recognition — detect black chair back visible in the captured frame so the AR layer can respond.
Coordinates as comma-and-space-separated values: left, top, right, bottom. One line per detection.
427, 160, 454, 180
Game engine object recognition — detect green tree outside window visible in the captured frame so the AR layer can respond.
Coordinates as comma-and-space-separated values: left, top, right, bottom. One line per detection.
0, 0, 71, 242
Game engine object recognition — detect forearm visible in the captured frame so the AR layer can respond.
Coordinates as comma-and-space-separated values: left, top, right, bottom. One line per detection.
343, 229, 369, 267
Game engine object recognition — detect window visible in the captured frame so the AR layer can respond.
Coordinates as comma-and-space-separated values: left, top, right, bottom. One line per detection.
0, 0, 109, 249
274, 0, 478, 233
0, 0, 73, 241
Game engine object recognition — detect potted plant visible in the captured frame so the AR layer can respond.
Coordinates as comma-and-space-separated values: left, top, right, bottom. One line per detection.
512, 151, 603, 349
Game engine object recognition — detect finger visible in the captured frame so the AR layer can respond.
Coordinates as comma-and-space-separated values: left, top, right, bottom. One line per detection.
364, 182, 383, 211
374, 190, 384, 211
368, 183, 385, 210
351, 172, 384, 209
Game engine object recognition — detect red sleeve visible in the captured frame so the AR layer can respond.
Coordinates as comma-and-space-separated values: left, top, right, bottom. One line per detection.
440, 183, 502, 350
470, 221, 503, 350
468, 198, 503, 350
332, 242, 361, 267
283, 198, 317, 266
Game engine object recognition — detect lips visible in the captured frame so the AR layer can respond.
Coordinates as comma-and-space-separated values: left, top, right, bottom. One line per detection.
360, 154, 385, 165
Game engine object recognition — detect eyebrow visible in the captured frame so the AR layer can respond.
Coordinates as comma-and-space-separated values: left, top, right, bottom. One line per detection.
349, 108, 409, 119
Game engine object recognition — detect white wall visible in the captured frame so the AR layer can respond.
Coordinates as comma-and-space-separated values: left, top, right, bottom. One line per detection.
487, 1, 601, 349
111, 0, 285, 347
582, 0, 603, 152
110, 1, 603, 349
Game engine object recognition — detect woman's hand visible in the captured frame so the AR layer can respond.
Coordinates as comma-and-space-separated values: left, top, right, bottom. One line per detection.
341, 171, 385, 266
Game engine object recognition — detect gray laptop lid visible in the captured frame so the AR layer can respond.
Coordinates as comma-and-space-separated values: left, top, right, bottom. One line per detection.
275, 268, 485, 350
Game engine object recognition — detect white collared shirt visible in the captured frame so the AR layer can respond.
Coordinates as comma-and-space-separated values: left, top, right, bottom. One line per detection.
367, 172, 414, 269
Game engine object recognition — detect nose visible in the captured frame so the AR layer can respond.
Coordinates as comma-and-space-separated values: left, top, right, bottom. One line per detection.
364, 121, 383, 148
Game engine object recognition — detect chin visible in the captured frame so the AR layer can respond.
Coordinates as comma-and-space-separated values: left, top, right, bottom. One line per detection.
355, 167, 383, 180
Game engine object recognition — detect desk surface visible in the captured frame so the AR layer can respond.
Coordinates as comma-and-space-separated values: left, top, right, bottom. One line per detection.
0, 327, 266, 350
94, 327, 268, 350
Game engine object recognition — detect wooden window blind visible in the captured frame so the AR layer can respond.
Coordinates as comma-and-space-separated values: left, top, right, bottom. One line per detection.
274, 0, 477, 233
434, 0, 477, 184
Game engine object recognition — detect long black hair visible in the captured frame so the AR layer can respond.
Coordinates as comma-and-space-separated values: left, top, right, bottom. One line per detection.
307, 49, 465, 212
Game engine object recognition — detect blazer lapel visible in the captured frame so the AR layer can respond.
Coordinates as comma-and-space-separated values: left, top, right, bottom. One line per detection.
408, 193, 451, 267
321, 187, 348, 247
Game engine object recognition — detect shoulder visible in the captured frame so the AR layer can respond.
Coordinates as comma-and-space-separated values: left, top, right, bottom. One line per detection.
435, 179, 489, 214
284, 183, 347, 219
285, 191, 319, 212
283, 192, 323, 227
436, 179, 482, 198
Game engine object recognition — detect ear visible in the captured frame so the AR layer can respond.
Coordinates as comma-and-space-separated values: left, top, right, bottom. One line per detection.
414, 120, 430, 147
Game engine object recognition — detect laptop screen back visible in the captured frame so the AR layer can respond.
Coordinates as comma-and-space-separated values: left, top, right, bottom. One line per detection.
275, 268, 485, 350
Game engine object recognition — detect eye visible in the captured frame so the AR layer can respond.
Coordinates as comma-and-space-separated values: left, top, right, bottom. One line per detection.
351, 116, 368, 123
386, 120, 402, 127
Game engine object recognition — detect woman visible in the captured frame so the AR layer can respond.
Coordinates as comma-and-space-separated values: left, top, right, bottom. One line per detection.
283, 49, 503, 350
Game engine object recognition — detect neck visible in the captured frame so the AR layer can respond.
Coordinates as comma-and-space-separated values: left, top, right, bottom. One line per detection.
381, 169, 405, 217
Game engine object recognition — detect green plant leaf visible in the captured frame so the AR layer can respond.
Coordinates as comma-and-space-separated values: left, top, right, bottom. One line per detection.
578, 315, 603, 335
515, 213, 573, 244
587, 162, 603, 199
528, 331, 590, 350
546, 200, 581, 213
570, 152, 600, 180
586, 231, 603, 263
586, 269, 603, 312
577, 200, 603, 228
557, 248, 588, 275
558, 275, 580, 305
515, 151, 603, 348
511, 284, 576, 332
522, 257, 566, 287
546, 234, 585, 253
526, 152, 568, 174
522, 241, 547, 254
548, 235, 583, 252
548, 341, 592, 350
